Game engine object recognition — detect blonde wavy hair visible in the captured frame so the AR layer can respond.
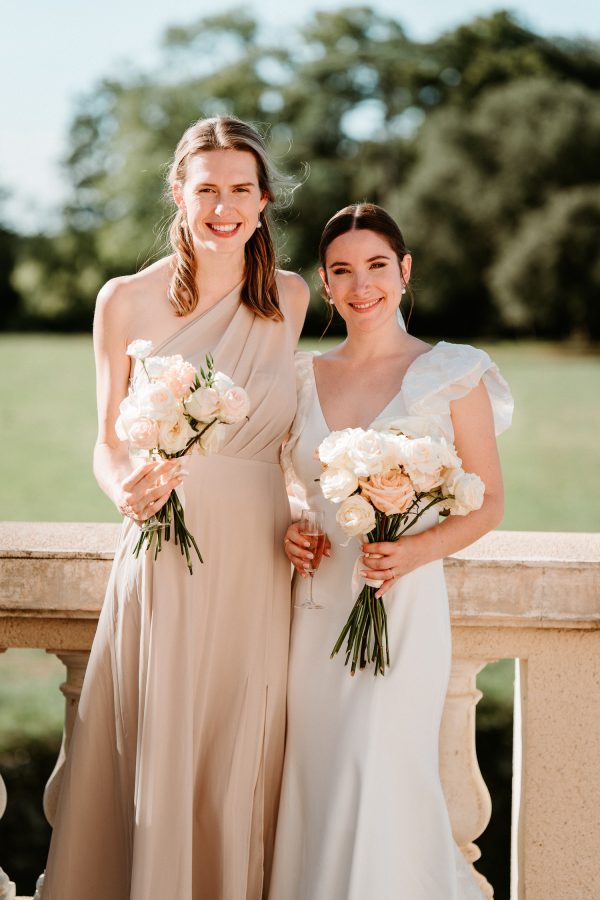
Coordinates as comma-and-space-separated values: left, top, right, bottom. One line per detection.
167, 115, 289, 320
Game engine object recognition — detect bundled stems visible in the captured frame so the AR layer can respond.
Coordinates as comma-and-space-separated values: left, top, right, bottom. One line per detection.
331, 493, 447, 676
132, 489, 202, 575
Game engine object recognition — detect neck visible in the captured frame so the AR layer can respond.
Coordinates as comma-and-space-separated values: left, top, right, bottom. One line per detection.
337, 319, 410, 364
193, 246, 246, 302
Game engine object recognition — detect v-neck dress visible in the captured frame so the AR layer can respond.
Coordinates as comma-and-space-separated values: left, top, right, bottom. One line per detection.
270, 343, 513, 900
42, 283, 298, 900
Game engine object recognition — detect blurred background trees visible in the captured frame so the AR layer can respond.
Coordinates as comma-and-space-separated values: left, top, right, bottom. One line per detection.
5, 7, 600, 338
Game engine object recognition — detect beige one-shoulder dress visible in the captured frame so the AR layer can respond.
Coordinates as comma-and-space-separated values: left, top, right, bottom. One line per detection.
43, 284, 297, 900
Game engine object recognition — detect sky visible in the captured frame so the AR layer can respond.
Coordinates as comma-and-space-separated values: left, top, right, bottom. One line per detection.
1, 0, 597, 232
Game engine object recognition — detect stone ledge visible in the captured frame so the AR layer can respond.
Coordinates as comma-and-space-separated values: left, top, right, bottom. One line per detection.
0, 525, 598, 637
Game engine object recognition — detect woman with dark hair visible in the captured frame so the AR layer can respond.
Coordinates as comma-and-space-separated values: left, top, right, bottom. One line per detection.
271, 203, 512, 899
42, 116, 309, 900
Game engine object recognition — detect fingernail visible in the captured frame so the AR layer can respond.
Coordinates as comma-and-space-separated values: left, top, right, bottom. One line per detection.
304, 542, 310, 548
178, 468, 189, 476
306, 553, 314, 559
303, 564, 311, 570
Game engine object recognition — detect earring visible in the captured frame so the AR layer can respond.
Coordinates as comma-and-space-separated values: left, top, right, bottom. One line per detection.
256, 218, 262, 229
400, 282, 407, 295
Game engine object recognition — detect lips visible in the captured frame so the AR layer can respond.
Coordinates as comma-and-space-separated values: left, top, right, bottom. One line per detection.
206, 222, 242, 236
348, 297, 383, 312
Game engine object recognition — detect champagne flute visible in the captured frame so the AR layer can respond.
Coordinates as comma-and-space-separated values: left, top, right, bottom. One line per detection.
295, 508, 326, 609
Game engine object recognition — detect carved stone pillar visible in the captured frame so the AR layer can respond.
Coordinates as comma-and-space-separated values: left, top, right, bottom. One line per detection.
43, 651, 89, 826
439, 657, 494, 898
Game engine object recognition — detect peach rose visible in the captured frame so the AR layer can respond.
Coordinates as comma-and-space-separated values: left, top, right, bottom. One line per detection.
359, 469, 416, 515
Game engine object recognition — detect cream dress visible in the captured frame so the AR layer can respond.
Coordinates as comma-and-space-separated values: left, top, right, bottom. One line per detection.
269, 342, 513, 900
43, 284, 297, 900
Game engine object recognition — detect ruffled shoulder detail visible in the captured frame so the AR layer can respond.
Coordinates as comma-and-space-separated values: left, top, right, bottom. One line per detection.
280, 351, 319, 513
403, 341, 513, 436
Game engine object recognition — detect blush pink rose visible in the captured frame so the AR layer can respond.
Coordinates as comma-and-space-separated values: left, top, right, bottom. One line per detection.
359, 469, 416, 515
161, 360, 197, 399
218, 386, 250, 424
127, 417, 159, 450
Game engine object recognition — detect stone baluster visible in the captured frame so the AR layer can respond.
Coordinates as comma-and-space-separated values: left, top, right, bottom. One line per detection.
439, 657, 494, 898
0, 650, 16, 900
32, 651, 89, 896
43, 651, 89, 825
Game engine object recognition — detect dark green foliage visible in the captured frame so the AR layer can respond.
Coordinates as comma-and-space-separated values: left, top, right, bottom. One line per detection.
3, 8, 600, 338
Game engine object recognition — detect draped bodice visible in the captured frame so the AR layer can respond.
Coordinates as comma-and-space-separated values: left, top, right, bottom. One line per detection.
142, 284, 298, 464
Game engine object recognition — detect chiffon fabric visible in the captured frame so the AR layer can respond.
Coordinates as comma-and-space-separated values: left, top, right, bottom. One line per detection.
270, 342, 513, 900
43, 284, 297, 900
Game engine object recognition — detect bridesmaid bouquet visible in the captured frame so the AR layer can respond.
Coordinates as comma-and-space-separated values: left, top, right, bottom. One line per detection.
317, 419, 485, 676
116, 339, 250, 573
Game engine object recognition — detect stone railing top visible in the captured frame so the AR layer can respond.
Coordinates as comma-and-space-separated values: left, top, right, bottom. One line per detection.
0, 524, 598, 636
0, 522, 120, 559
1, 522, 599, 563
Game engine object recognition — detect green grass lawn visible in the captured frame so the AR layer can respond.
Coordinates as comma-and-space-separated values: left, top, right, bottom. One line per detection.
0, 334, 598, 740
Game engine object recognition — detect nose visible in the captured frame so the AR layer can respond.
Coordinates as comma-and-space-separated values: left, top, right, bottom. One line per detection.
352, 270, 373, 295
214, 196, 233, 217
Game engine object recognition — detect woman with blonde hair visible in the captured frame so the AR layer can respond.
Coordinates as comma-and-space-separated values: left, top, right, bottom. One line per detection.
42, 115, 309, 900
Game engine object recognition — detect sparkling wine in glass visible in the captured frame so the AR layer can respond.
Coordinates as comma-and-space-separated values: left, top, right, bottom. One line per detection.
295, 509, 326, 609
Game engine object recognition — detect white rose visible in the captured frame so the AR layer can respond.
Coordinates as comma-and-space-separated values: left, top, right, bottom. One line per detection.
400, 436, 449, 492
137, 382, 178, 422
212, 371, 235, 395
336, 494, 377, 538
195, 421, 225, 456
218, 386, 250, 424
158, 414, 196, 455
126, 339, 154, 360
446, 471, 485, 516
144, 355, 173, 379
115, 394, 140, 441
185, 387, 220, 422
347, 429, 395, 477
320, 467, 359, 503
318, 428, 360, 470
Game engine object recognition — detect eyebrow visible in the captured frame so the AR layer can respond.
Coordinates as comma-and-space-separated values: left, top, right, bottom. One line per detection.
329, 254, 391, 266
196, 181, 256, 188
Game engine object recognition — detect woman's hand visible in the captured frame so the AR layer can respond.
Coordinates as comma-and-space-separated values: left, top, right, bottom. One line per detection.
116, 459, 185, 522
284, 521, 331, 577
360, 536, 424, 599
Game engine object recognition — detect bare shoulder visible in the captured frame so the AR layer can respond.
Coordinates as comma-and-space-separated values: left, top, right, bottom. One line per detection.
276, 269, 310, 308
275, 269, 310, 338
94, 257, 172, 340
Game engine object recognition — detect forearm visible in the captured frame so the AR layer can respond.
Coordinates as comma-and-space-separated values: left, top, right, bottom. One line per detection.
406, 493, 504, 569
93, 441, 134, 507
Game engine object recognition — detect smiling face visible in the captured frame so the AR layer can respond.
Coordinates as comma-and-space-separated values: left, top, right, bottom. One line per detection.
173, 148, 268, 256
321, 229, 412, 332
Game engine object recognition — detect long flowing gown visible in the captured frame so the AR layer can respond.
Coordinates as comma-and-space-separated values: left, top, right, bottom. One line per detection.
43, 284, 298, 900
269, 342, 513, 900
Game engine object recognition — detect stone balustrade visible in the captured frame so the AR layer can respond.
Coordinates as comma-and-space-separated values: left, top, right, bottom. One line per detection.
0, 523, 599, 900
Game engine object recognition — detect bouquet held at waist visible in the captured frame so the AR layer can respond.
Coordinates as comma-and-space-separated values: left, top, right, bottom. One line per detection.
116, 339, 250, 573
317, 418, 485, 676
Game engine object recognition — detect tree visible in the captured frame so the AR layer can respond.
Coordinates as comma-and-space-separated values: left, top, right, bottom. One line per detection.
9, 8, 600, 336
489, 186, 600, 340
388, 78, 600, 337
